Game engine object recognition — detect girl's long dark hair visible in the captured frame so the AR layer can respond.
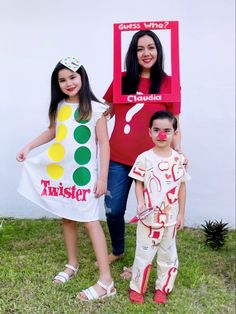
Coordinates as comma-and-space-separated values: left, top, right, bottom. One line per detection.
49, 62, 100, 126
122, 30, 166, 95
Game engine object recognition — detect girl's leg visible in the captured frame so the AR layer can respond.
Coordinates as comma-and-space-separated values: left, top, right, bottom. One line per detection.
63, 218, 79, 267
54, 218, 78, 283
80, 220, 113, 298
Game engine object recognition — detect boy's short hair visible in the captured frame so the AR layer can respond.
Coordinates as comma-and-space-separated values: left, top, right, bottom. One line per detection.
149, 111, 178, 131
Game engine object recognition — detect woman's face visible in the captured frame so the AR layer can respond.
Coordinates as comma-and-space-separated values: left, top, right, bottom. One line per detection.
58, 68, 82, 101
137, 35, 158, 74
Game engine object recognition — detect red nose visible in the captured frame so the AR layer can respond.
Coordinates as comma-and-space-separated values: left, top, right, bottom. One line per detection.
157, 130, 167, 140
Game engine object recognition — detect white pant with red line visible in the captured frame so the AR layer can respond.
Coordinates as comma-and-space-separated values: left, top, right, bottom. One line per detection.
130, 221, 178, 294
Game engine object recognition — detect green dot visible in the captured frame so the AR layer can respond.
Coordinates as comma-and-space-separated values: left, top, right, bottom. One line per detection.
74, 108, 89, 124
74, 146, 91, 165
73, 167, 91, 186
74, 125, 91, 144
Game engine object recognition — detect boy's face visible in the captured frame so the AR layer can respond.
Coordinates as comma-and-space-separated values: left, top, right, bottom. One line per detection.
149, 118, 176, 148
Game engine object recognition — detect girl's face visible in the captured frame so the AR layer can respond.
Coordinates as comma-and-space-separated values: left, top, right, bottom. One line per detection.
137, 35, 158, 74
58, 68, 82, 101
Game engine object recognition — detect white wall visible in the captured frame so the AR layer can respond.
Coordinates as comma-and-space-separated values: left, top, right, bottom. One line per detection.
0, 0, 235, 227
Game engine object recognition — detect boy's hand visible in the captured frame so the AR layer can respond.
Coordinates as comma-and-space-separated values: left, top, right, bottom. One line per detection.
137, 203, 145, 214
175, 213, 184, 230
93, 178, 107, 198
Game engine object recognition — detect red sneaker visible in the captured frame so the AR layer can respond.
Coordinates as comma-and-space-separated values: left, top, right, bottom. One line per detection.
153, 289, 167, 304
129, 289, 144, 304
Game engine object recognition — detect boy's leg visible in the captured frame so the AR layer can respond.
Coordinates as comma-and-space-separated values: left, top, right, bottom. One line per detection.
105, 161, 133, 257
130, 222, 161, 294
155, 225, 178, 294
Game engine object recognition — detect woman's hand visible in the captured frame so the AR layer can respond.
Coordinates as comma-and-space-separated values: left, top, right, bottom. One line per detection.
179, 152, 189, 170
103, 102, 114, 119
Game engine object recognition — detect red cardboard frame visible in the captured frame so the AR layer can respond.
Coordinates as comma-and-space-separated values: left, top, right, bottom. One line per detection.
113, 21, 180, 104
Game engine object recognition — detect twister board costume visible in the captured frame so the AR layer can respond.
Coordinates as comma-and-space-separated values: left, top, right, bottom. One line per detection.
18, 58, 107, 222
18, 100, 107, 222
128, 148, 190, 294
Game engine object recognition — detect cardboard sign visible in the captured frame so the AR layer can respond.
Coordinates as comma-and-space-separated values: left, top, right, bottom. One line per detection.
113, 21, 180, 104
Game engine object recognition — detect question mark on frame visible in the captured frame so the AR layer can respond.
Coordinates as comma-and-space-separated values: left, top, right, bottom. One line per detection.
124, 97, 144, 134
164, 21, 169, 28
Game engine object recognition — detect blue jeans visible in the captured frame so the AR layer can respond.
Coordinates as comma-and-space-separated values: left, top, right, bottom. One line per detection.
105, 160, 133, 256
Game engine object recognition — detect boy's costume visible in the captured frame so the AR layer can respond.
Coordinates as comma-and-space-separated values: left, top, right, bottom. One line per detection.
129, 148, 190, 294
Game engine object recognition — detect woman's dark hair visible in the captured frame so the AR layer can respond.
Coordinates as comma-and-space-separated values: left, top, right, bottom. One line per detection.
49, 62, 100, 126
149, 110, 178, 131
122, 30, 166, 94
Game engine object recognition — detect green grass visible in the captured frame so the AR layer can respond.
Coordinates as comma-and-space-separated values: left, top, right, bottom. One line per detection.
0, 219, 235, 314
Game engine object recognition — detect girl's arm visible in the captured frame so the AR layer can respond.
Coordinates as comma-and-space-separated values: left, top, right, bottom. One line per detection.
16, 124, 56, 162
176, 182, 186, 230
94, 115, 110, 197
135, 180, 145, 213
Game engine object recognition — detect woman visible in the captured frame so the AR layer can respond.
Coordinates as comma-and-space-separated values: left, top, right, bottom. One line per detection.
103, 30, 182, 270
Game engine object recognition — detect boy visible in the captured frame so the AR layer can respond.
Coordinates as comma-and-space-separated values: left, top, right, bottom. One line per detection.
128, 110, 190, 304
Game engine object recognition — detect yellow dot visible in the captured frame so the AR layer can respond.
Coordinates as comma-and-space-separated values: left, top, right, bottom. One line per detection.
47, 143, 65, 162
58, 105, 72, 122
55, 124, 67, 142
46, 164, 64, 179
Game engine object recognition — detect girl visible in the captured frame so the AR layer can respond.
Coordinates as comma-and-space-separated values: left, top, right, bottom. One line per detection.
16, 57, 116, 300
103, 30, 182, 276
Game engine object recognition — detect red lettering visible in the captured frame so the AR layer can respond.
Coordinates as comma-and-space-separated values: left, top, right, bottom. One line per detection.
58, 182, 64, 196
41, 180, 50, 196
64, 187, 71, 198
71, 185, 76, 199
40, 180, 91, 202
75, 189, 82, 201
118, 23, 141, 30
81, 189, 91, 201
48, 187, 59, 196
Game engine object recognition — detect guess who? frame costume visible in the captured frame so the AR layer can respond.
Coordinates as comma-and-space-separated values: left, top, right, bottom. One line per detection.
18, 100, 108, 222
129, 148, 190, 295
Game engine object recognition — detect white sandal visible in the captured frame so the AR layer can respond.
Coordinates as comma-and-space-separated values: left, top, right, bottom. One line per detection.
78, 280, 116, 301
53, 264, 79, 283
